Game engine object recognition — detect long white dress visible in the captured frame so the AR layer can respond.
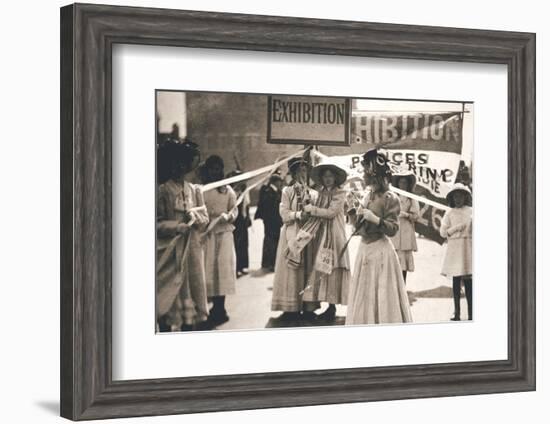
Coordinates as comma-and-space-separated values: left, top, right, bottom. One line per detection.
439, 206, 472, 277
271, 183, 319, 312
156, 180, 209, 329
345, 190, 412, 325
203, 186, 238, 296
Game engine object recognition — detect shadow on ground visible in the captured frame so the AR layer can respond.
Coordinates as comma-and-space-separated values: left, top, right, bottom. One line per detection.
250, 268, 274, 278
411, 285, 466, 298
266, 315, 346, 328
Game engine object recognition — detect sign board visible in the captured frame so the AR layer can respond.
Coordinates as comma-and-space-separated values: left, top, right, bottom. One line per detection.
267, 95, 351, 146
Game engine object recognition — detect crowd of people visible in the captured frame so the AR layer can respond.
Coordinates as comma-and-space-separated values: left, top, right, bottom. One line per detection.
156, 138, 473, 332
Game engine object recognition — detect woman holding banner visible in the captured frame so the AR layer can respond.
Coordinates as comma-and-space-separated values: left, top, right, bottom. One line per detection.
301, 163, 350, 322
346, 149, 412, 325
156, 139, 210, 332
271, 157, 320, 321
202, 155, 238, 326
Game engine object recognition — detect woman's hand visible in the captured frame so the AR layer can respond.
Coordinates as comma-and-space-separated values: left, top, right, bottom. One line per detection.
399, 211, 410, 219
181, 210, 192, 223
361, 208, 381, 225
176, 222, 191, 234
218, 212, 230, 223
303, 204, 314, 213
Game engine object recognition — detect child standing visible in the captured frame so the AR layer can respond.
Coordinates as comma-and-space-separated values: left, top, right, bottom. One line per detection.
390, 171, 420, 283
440, 183, 473, 321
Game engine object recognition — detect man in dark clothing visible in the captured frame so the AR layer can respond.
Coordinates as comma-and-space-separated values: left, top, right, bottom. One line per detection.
255, 172, 283, 272
227, 170, 252, 277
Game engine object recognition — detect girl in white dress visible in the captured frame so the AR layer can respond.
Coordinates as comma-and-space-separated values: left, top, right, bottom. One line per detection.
440, 183, 473, 321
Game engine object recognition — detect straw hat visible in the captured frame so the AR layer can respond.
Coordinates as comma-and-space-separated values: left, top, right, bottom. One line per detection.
446, 183, 472, 207
311, 163, 348, 187
391, 169, 417, 191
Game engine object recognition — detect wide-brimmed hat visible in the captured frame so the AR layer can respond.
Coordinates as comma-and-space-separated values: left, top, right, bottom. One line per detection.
311, 163, 348, 187
391, 170, 417, 191
157, 139, 201, 183
287, 157, 309, 173
446, 183, 472, 207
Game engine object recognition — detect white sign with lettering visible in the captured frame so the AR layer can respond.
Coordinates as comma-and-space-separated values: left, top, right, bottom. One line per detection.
267, 95, 351, 145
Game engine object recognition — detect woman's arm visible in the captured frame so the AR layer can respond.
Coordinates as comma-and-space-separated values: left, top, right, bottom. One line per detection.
408, 199, 420, 221
308, 192, 345, 219
378, 192, 400, 237
225, 187, 239, 223
279, 188, 301, 224
156, 186, 180, 237
439, 210, 451, 238
192, 186, 209, 231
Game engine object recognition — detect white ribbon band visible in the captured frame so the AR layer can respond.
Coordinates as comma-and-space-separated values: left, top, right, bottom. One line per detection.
200, 148, 307, 193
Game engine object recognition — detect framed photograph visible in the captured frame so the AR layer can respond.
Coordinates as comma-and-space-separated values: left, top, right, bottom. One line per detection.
60, 3, 536, 420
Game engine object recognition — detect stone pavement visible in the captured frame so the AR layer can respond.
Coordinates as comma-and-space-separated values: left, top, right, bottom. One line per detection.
216, 207, 471, 331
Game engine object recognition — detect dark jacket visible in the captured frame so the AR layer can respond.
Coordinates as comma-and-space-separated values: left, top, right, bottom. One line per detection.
255, 184, 283, 232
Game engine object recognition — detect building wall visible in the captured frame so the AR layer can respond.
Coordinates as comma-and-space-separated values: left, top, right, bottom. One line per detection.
186, 91, 296, 175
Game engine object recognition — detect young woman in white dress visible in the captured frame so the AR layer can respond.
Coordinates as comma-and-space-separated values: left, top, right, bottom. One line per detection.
346, 149, 412, 325
301, 163, 350, 322
271, 157, 319, 321
156, 140, 210, 332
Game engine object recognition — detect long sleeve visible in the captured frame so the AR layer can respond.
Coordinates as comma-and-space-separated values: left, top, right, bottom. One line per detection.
226, 187, 238, 223
408, 199, 420, 221
156, 185, 179, 238
280, 188, 298, 224
192, 186, 209, 231
310, 191, 345, 219
378, 192, 400, 237
254, 187, 265, 220
440, 210, 451, 238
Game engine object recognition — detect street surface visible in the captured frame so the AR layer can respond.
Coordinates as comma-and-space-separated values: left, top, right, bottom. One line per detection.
217, 207, 471, 331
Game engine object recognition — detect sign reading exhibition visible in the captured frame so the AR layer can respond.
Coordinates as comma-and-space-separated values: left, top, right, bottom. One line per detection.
267, 95, 351, 146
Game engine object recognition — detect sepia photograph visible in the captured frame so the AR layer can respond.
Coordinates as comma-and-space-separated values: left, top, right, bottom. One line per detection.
155, 90, 473, 333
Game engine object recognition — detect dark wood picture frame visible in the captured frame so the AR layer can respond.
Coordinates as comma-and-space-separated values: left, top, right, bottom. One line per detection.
60, 3, 536, 420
